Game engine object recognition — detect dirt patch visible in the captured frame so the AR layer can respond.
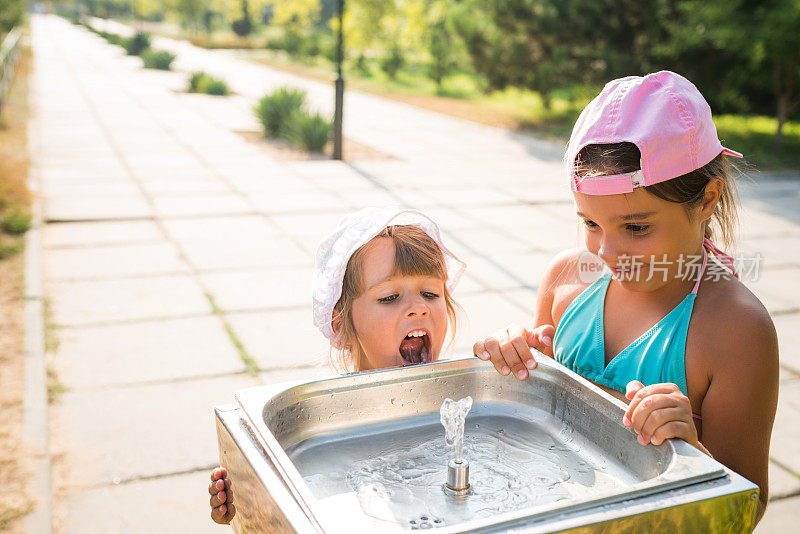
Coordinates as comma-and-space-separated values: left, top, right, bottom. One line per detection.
235, 130, 396, 162
0, 41, 34, 534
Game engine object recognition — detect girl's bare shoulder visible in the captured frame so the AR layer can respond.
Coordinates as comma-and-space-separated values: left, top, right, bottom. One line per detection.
539, 248, 603, 325
691, 273, 778, 367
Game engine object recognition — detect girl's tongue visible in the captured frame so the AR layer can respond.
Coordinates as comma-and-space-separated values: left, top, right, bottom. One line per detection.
399, 336, 428, 364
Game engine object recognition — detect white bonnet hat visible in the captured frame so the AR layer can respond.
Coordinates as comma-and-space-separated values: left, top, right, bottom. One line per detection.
312, 206, 466, 341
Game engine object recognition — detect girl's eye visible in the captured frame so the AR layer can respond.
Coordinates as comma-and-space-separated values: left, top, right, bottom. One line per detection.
626, 224, 650, 234
422, 291, 440, 299
583, 220, 599, 229
378, 294, 398, 303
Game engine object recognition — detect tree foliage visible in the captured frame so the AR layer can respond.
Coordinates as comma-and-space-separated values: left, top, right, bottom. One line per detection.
0, 0, 25, 35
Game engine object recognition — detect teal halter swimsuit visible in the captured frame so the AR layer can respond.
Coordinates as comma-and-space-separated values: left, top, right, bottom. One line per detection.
553, 247, 713, 401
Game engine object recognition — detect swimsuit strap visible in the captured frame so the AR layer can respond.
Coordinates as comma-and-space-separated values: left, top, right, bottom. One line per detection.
703, 237, 739, 279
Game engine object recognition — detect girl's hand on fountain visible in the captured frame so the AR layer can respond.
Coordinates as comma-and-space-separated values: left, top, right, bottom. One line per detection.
473, 324, 554, 381
623, 381, 698, 448
209, 467, 236, 524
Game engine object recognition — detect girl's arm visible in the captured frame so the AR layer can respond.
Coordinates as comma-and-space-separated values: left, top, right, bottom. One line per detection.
696, 304, 779, 523
626, 301, 778, 524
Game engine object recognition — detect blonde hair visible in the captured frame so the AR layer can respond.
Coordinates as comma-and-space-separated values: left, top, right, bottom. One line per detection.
329, 225, 459, 374
574, 142, 741, 250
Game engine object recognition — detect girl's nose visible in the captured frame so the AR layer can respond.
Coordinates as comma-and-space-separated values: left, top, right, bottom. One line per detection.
597, 235, 622, 265
406, 296, 429, 317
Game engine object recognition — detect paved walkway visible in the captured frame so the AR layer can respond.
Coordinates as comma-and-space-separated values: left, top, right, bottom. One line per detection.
28, 14, 800, 532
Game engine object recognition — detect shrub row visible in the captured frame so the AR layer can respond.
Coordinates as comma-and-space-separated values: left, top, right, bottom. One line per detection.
253, 88, 331, 153
188, 72, 230, 96
83, 25, 175, 71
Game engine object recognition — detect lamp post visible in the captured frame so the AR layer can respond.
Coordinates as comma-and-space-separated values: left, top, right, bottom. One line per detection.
332, 0, 345, 160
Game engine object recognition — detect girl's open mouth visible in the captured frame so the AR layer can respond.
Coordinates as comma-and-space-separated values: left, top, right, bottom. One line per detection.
399, 329, 432, 364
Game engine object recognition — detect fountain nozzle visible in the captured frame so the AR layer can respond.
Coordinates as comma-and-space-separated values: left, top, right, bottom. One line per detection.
446, 458, 470, 493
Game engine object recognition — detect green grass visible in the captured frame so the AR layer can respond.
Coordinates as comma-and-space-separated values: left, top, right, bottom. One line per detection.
715, 115, 800, 170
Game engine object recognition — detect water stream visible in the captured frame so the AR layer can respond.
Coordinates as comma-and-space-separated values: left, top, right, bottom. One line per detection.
439, 396, 472, 463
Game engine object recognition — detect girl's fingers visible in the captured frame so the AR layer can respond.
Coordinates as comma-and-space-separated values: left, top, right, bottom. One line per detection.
483, 334, 513, 376
507, 325, 534, 379
624, 383, 680, 425
526, 325, 555, 352
649, 421, 691, 446
629, 392, 678, 433
226, 503, 236, 521
636, 406, 687, 443
210, 491, 226, 508
625, 380, 645, 400
211, 504, 229, 524
472, 339, 490, 361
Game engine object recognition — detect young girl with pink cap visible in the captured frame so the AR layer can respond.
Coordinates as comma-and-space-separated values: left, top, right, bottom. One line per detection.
474, 71, 778, 524
209, 206, 466, 525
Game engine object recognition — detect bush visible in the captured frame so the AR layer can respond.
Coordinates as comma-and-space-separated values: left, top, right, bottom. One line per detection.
202, 78, 229, 96
187, 71, 230, 95
380, 46, 405, 79
0, 241, 23, 260
253, 88, 306, 138
188, 71, 209, 92
124, 31, 151, 56
141, 49, 176, 70
0, 210, 31, 235
288, 111, 331, 152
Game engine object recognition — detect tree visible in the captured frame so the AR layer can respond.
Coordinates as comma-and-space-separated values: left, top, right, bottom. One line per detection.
450, 0, 675, 104
0, 0, 25, 35
672, 0, 800, 145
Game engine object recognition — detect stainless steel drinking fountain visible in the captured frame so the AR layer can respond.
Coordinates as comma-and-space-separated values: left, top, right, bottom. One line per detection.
215, 356, 758, 533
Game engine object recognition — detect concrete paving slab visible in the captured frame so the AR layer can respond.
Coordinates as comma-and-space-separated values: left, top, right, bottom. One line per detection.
768, 461, 800, 500
52, 316, 244, 389
200, 267, 313, 312
47, 274, 212, 326
44, 242, 188, 280
740, 236, 800, 268
227, 309, 330, 370
769, 381, 800, 475
458, 254, 527, 291
43, 220, 163, 248
259, 366, 337, 388
249, 190, 353, 215
271, 211, 352, 238
452, 292, 538, 354
152, 192, 253, 218
161, 214, 281, 243
180, 236, 312, 272
775, 314, 800, 375
43, 182, 143, 199
60, 470, 220, 534
44, 194, 153, 222
51, 374, 258, 487
744, 267, 800, 314
488, 252, 554, 289
451, 272, 490, 296
137, 176, 231, 195
447, 227, 532, 255
754, 495, 800, 533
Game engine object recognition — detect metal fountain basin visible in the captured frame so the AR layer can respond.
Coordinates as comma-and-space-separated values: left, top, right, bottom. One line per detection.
216, 356, 758, 532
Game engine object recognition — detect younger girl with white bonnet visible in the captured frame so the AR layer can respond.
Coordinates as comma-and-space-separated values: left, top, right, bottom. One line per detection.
209, 206, 466, 524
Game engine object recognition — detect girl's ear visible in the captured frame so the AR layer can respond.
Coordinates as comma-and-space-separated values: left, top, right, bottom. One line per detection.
699, 178, 723, 222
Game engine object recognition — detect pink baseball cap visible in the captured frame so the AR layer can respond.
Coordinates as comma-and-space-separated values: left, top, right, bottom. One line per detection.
567, 70, 742, 195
